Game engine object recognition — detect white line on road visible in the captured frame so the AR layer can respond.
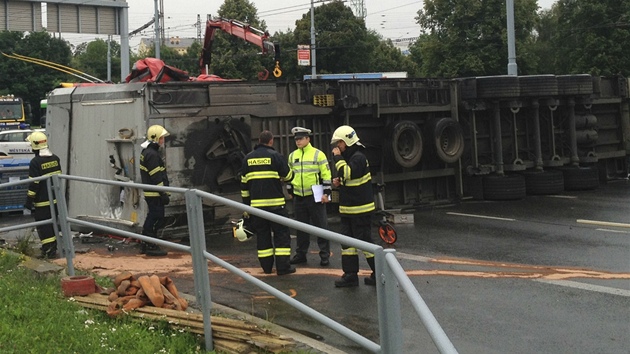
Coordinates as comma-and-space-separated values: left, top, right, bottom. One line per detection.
446, 212, 515, 221
534, 279, 630, 297
395, 252, 432, 263
546, 195, 578, 199
577, 219, 630, 229
596, 228, 630, 234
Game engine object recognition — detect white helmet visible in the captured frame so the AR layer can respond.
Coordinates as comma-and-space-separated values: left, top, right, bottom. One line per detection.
26, 131, 48, 150
233, 219, 255, 242
330, 125, 362, 146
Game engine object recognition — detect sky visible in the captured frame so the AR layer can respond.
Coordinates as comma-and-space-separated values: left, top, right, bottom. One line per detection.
60, 0, 559, 51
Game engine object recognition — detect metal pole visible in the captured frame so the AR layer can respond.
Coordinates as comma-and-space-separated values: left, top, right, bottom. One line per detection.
377, 248, 403, 353
310, 0, 316, 78
154, 0, 161, 59
51, 175, 75, 276
107, 35, 112, 82
119, 6, 130, 80
506, 0, 517, 75
185, 190, 213, 351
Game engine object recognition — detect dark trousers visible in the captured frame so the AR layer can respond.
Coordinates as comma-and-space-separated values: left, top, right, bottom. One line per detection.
340, 214, 376, 275
293, 195, 330, 259
142, 197, 165, 238
33, 205, 57, 255
251, 206, 292, 273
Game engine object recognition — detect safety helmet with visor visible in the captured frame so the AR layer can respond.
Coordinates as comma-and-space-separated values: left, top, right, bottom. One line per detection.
233, 218, 255, 242
26, 131, 48, 150
330, 125, 362, 147
147, 125, 169, 143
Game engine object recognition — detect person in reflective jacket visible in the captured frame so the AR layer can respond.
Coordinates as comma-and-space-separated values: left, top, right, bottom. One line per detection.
330, 125, 377, 287
240, 130, 296, 275
287, 126, 332, 266
139, 125, 171, 257
25, 131, 62, 259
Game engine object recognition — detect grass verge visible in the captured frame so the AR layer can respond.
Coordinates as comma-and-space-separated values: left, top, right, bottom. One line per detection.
0, 249, 207, 353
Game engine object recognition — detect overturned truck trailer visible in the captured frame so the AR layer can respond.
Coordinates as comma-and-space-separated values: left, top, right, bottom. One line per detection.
46, 75, 629, 229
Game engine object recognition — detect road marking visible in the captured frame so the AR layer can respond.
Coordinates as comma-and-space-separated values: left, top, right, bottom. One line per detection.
446, 212, 515, 221
534, 279, 630, 297
396, 252, 432, 263
546, 195, 577, 199
596, 228, 630, 234
577, 219, 630, 229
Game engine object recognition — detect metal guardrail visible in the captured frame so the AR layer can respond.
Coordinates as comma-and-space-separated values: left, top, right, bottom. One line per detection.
0, 173, 458, 353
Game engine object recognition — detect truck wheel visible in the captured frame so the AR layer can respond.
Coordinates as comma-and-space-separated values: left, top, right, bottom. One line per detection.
427, 117, 464, 163
522, 169, 564, 195
390, 121, 423, 168
482, 174, 526, 200
557, 166, 599, 191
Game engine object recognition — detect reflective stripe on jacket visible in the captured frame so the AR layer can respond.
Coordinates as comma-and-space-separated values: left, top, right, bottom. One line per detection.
241, 144, 293, 208
288, 143, 332, 197
332, 146, 375, 215
140, 142, 169, 198
27, 154, 62, 208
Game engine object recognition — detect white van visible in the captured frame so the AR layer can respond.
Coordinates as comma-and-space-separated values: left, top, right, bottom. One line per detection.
0, 129, 45, 157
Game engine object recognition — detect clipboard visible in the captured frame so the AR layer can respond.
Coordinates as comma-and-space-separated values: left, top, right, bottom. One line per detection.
311, 185, 324, 203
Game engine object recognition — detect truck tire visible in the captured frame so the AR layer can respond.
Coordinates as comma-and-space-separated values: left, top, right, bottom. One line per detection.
477, 76, 520, 99
426, 117, 464, 163
389, 121, 423, 168
557, 75, 593, 96
482, 174, 526, 200
522, 169, 564, 195
519, 75, 558, 97
557, 166, 599, 191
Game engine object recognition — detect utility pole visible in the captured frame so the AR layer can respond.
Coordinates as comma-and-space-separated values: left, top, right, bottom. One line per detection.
506, 0, 518, 75
154, 0, 160, 59
107, 35, 112, 82
310, 0, 316, 78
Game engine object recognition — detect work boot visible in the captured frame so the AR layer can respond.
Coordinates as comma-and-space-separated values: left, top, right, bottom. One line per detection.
364, 272, 376, 286
289, 254, 307, 264
145, 243, 167, 257
334, 273, 359, 287
277, 267, 296, 276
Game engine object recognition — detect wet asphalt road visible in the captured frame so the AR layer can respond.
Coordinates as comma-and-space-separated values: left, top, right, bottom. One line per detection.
1, 179, 629, 353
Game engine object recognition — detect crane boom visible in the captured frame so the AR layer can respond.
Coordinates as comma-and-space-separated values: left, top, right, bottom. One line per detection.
200, 17, 280, 79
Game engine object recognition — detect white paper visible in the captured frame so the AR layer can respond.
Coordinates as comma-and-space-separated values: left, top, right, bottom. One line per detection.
311, 185, 324, 203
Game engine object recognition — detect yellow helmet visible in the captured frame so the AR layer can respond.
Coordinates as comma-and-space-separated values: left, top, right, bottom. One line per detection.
147, 125, 169, 143
330, 125, 362, 146
26, 131, 48, 150
233, 219, 255, 242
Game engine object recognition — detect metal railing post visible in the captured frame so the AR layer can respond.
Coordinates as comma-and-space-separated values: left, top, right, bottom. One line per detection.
52, 175, 75, 275
185, 190, 213, 352
376, 247, 403, 353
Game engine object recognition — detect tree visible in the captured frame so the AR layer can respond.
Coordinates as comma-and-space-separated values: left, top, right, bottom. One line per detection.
0, 31, 73, 124
283, 1, 414, 79
207, 0, 273, 80
411, 0, 539, 77
547, 0, 630, 76
72, 38, 121, 82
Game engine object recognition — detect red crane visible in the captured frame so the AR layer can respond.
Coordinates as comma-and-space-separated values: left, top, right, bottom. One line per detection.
200, 17, 281, 80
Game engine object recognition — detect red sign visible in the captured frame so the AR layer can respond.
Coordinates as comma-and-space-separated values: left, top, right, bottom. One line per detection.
297, 45, 310, 66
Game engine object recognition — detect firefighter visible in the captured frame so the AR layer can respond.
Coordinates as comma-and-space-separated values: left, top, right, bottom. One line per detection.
330, 125, 377, 287
25, 131, 62, 259
287, 126, 331, 266
139, 125, 170, 257
240, 130, 296, 275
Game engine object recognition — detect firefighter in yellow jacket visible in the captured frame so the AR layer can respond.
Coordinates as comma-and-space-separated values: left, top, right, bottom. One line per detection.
287, 127, 332, 266
331, 125, 377, 287
240, 130, 296, 275
25, 131, 62, 259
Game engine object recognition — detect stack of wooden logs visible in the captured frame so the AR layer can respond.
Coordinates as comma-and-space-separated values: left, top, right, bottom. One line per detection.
73, 271, 296, 354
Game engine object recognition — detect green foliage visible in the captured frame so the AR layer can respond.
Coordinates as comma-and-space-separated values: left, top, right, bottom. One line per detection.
0, 251, 204, 353
0, 31, 73, 124
412, 0, 539, 77
72, 38, 121, 82
543, 0, 630, 76
206, 0, 273, 80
